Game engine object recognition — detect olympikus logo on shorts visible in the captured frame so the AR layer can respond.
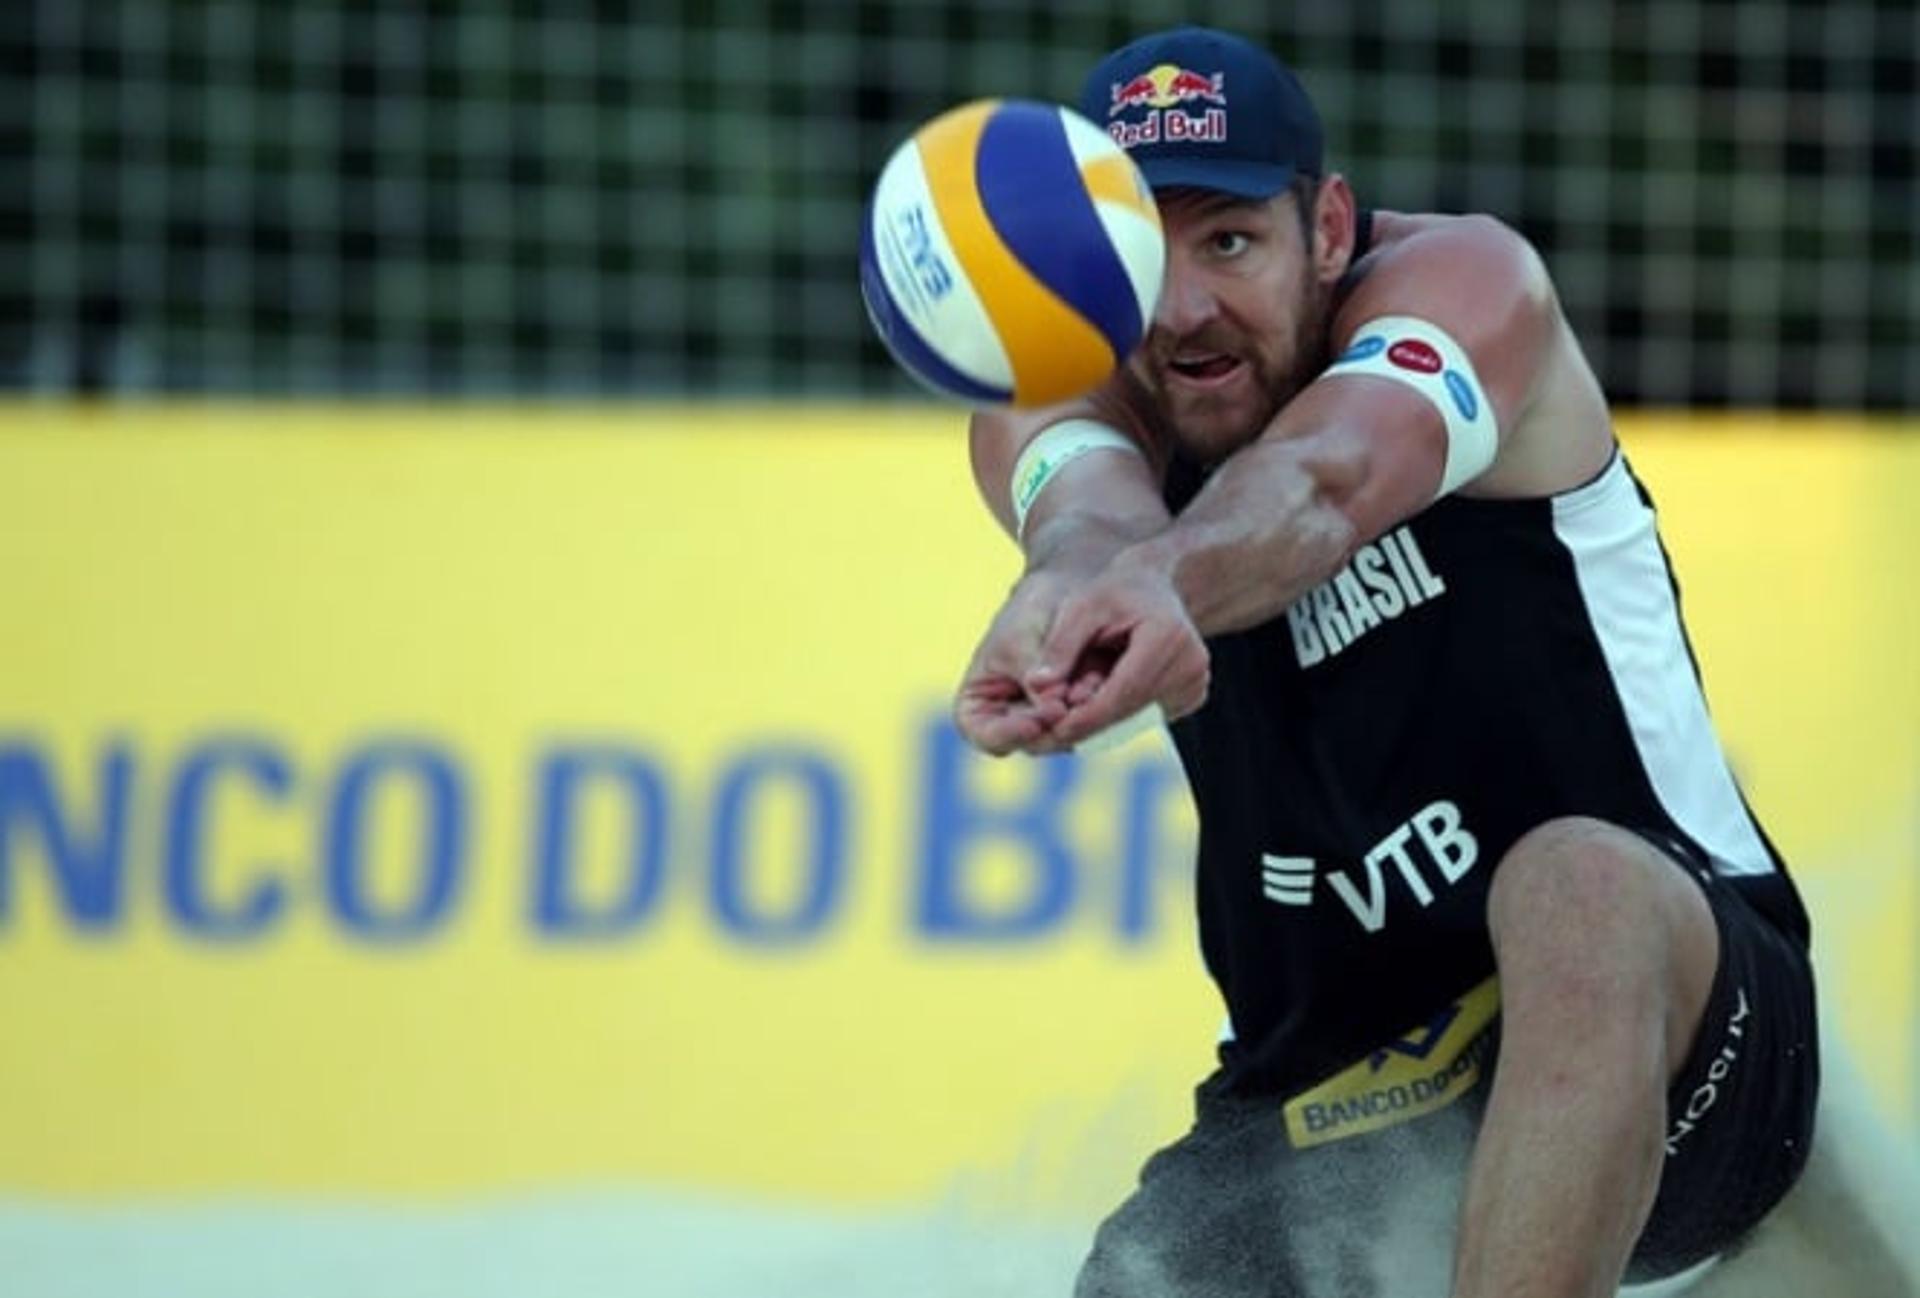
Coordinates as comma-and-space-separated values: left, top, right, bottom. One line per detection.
1285, 525, 1446, 669
1665, 987, 1752, 1155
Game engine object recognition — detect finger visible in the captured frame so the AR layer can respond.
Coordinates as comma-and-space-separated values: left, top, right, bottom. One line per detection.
955, 703, 1049, 757
1060, 619, 1209, 743
956, 677, 1040, 740
968, 604, 1054, 688
1024, 660, 1068, 694
1066, 668, 1107, 707
1013, 690, 1069, 729
978, 635, 1037, 682
1025, 674, 1073, 708
1024, 728, 1081, 756
958, 673, 1023, 704
1028, 595, 1112, 692
968, 670, 1066, 715
1051, 622, 1186, 745
954, 685, 1020, 724
1073, 654, 1204, 754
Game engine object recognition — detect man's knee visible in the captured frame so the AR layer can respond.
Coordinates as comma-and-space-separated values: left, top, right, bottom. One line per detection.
1490, 817, 1696, 946
1489, 817, 1718, 1063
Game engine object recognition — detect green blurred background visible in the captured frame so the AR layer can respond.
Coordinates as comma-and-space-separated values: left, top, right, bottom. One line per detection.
17, 0, 1916, 404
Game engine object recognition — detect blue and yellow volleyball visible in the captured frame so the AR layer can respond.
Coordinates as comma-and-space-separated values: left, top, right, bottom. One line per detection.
860, 99, 1165, 409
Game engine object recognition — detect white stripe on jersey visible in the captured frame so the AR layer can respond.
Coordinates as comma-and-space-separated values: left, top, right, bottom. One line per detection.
1552, 452, 1776, 877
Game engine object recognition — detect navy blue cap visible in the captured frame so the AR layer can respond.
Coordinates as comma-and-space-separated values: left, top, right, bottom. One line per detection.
1078, 26, 1323, 200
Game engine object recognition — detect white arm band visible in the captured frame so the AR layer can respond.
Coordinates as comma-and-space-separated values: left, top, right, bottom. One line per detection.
1319, 315, 1500, 497
1009, 419, 1144, 542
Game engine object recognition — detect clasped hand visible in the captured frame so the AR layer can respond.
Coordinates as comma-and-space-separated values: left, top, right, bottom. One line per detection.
954, 558, 1211, 756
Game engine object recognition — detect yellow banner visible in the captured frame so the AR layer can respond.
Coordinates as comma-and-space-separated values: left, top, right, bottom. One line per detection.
0, 405, 1912, 1200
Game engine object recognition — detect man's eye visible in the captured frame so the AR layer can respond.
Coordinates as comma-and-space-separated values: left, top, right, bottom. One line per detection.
1209, 231, 1250, 256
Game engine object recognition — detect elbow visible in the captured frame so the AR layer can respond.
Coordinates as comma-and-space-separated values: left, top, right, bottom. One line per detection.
1278, 444, 1366, 588
1304, 494, 1363, 585
1292, 434, 1374, 568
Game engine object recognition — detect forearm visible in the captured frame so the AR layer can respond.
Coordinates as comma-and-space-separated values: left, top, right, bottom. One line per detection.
1111, 435, 1362, 637
1023, 502, 1170, 580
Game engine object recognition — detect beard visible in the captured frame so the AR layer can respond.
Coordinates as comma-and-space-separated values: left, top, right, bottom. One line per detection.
1135, 275, 1333, 467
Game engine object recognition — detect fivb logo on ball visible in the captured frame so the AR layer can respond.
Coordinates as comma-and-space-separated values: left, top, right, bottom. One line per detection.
860, 99, 1165, 409
1105, 63, 1230, 150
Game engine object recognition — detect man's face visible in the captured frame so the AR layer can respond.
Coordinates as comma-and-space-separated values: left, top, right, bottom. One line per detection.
1127, 187, 1332, 464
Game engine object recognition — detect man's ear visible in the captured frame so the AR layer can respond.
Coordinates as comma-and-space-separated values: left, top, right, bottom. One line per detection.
1312, 174, 1357, 284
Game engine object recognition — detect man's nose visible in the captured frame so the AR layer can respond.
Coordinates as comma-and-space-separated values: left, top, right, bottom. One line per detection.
1152, 259, 1218, 336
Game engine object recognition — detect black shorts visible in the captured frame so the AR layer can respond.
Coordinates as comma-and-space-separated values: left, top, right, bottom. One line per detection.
1626, 831, 1819, 1280
1074, 833, 1820, 1296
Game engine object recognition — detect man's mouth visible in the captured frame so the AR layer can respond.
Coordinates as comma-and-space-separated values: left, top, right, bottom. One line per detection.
1167, 353, 1244, 384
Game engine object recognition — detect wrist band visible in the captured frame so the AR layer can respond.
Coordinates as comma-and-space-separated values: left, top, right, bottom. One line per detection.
1320, 316, 1500, 496
1010, 419, 1143, 542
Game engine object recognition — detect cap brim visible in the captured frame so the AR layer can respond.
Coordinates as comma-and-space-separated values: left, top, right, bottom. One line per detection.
1135, 157, 1296, 200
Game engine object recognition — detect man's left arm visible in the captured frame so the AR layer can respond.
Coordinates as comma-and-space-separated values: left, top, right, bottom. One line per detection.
1038, 216, 1558, 745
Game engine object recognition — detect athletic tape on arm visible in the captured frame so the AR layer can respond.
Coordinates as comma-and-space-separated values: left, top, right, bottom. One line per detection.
1009, 419, 1144, 542
1320, 316, 1500, 496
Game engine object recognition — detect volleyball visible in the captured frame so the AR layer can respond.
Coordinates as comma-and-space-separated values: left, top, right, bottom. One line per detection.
859, 99, 1165, 409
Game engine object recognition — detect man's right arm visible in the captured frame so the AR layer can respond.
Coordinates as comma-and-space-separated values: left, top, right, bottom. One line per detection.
954, 396, 1176, 755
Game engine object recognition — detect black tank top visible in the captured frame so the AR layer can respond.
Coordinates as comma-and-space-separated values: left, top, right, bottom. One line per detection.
1162, 449, 1811, 1097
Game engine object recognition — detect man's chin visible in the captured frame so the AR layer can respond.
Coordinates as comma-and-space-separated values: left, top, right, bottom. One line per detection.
1165, 396, 1269, 465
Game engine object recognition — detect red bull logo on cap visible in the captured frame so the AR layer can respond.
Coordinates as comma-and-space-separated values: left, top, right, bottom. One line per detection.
1107, 64, 1227, 115
1107, 63, 1229, 150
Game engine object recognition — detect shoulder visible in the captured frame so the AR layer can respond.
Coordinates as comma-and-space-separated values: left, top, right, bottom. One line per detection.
1334, 212, 1556, 347
1368, 210, 1542, 265
1324, 211, 1563, 438
1326, 210, 1614, 493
